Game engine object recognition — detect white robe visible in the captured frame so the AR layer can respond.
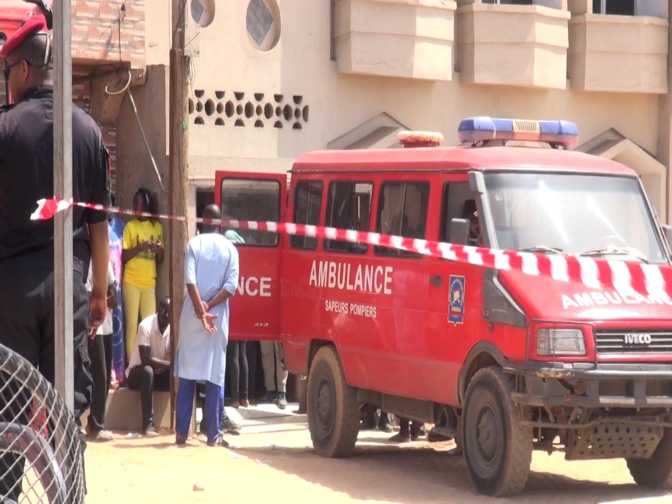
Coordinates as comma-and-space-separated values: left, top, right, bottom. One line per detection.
174, 233, 239, 386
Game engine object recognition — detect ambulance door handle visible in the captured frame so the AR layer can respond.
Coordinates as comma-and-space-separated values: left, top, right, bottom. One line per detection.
429, 275, 443, 287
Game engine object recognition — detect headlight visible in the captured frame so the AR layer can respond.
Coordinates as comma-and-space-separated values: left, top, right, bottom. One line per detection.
536, 328, 586, 356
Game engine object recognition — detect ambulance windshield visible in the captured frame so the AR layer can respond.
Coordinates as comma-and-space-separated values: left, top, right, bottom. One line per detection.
483, 173, 666, 264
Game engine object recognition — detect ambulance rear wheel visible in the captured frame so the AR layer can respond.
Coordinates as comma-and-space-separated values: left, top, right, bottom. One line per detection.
627, 428, 672, 488
461, 367, 533, 497
307, 346, 360, 458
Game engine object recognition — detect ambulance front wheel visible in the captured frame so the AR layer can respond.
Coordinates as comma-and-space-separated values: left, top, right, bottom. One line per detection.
461, 367, 533, 497
307, 346, 360, 458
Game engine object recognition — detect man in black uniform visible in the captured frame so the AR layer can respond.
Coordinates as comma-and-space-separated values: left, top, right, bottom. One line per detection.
0, 11, 110, 500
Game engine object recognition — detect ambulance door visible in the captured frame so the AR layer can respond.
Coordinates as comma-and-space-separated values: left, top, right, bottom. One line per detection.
426, 176, 484, 405
214, 171, 287, 341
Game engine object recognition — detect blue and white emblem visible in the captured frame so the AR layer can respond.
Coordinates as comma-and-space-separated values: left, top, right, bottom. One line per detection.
448, 275, 466, 325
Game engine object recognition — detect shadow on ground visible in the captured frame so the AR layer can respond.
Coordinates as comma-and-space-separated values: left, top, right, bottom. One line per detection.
232, 440, 672, 504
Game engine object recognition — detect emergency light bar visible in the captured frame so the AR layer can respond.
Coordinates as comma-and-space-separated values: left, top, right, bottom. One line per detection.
458, 116, 580, 149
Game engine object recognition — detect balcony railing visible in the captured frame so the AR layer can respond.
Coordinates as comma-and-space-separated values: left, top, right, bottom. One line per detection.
568, 0, 668, 93
456, 0, 570, 89
332, 0, 457, 81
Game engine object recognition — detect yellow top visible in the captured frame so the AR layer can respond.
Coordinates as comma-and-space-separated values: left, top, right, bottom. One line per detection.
122, 219, 163, 289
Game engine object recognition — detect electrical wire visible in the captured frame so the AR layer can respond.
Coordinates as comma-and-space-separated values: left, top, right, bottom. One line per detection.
172, 0, 188, 49
104, 69, 131, 96
128, 88, 165, 191
188, 52, 196, 88
103, 0, 165, 191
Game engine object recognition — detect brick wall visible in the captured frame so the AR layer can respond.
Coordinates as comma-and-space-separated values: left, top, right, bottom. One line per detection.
71, 0, 143, 197
101, 124, 118, 194
72, 0, 145, 70
72, 82, 91, 112
74, 81, 118, 194
0, 81, 118, 193
0, 1, 136, 196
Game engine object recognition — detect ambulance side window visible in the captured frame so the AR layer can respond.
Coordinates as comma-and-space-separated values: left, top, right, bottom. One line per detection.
375, 181, 429, 258
324, 181, 373, 254
440, 182, 474, 241
290, 180, 323, 250
220, 178, 280, 246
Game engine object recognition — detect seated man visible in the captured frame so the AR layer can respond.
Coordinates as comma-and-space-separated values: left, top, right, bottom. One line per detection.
462, 199, 481, 246
125, 297, 172, 436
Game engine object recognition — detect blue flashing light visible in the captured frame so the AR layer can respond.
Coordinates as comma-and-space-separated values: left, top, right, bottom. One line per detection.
458, 117, 580, 149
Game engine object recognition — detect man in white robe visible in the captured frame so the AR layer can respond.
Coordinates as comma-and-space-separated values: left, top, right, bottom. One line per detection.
174, 205, 239, 446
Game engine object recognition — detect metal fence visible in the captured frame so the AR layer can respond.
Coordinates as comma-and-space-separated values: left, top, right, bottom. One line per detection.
0, 344, 85, 503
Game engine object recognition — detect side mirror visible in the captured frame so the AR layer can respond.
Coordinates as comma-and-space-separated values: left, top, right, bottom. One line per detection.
663, 225, 672, 250
450, 218, 470, 245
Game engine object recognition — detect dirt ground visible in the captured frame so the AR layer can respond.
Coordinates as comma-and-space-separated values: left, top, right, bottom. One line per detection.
82, 414, 672, 504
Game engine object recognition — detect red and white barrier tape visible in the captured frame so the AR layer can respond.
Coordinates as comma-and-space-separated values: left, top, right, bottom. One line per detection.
31, 197, 672, 298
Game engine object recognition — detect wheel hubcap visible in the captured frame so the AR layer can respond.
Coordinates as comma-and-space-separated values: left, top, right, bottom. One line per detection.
317, 381, 333, 425
477, 409, 497, 461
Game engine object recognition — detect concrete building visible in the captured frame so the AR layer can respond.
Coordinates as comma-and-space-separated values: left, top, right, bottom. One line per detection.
1, 0, 671, 295
170, 0, 671, 229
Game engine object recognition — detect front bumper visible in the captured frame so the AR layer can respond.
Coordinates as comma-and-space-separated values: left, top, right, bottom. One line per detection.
503, 362, 672, 409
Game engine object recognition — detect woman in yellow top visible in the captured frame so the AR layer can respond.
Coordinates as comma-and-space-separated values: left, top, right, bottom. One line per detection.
122, 188, 164, 360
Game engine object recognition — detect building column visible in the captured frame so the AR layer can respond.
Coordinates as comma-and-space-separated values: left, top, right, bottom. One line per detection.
658, 5, 672, 224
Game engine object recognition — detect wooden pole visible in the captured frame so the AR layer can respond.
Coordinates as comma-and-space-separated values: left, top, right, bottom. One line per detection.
53, 0, 74, 412
168, 0, 189, 430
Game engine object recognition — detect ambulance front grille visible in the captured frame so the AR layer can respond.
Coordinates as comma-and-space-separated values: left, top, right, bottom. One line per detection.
595, 330, 672, 354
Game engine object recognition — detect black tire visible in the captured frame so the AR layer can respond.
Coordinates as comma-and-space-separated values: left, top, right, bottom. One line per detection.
627, 428, 672, 488
461, 367, 533, 497
307, 346, 360, 458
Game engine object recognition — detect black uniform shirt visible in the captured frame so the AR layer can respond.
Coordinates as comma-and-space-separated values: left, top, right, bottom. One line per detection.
0, 85, 110, 271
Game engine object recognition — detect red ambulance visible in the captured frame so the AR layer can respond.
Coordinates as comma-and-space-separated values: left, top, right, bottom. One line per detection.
215, 117, 672, 497
0, 1, 36, 47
